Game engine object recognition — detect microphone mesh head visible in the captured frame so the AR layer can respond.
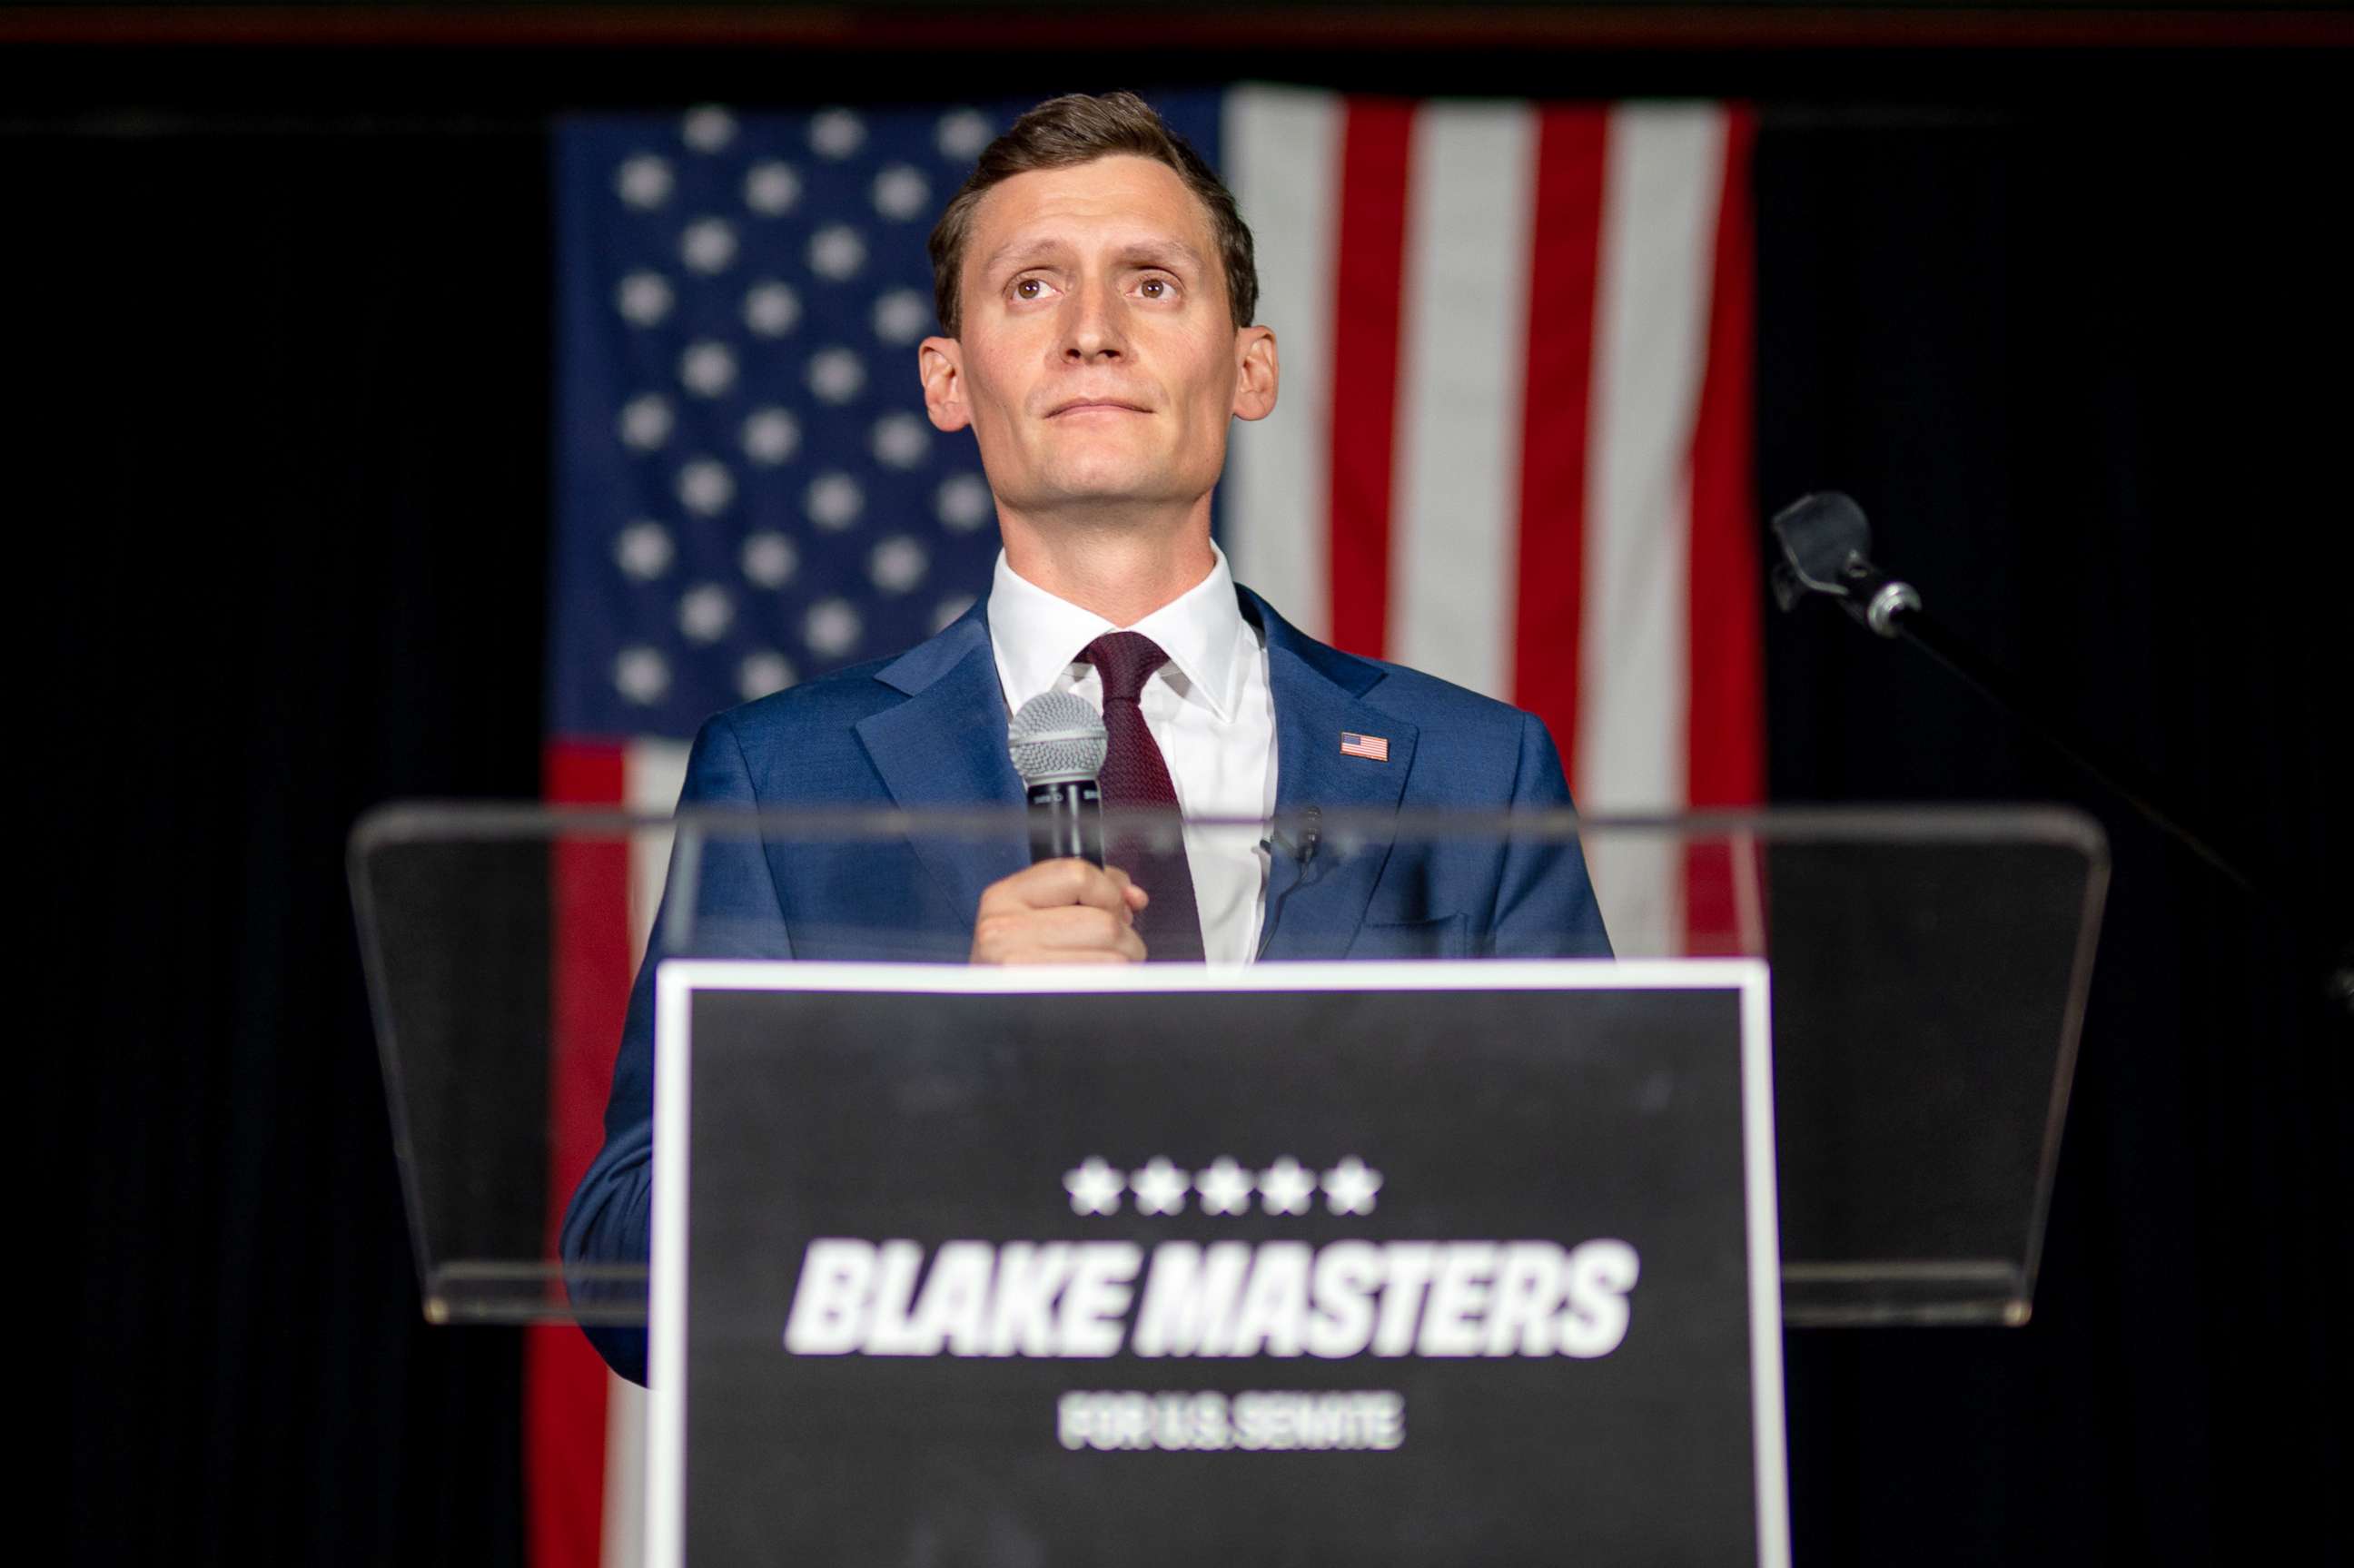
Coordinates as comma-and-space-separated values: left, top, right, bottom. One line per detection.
1008, 689, 1108, 785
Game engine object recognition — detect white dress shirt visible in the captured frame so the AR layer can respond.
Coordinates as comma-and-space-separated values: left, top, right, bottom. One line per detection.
987, 543, 1278, 965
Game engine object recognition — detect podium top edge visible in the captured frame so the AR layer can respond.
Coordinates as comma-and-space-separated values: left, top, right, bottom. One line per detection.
349, 799, 2109, 860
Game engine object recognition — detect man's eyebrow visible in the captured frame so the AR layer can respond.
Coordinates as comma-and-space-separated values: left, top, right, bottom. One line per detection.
977, 234, 1208, 275
1114, 239, 1207, 270
978, 236, 1073, 276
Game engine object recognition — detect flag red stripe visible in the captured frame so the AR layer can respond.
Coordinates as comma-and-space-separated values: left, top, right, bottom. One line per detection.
531, 740, 629, 1568
1511, 104, 1610, 780
1325, 98, 1414, 660
1683, 108, 1763, 954
1686, 105, 1764, 810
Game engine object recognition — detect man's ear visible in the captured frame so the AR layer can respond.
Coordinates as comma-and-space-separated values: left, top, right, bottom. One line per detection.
1231, 324, 1279, 422
919, 337, 970, 432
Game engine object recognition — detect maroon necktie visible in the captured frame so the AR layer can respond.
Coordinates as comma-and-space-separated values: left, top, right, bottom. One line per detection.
1082, 631, 1206, 962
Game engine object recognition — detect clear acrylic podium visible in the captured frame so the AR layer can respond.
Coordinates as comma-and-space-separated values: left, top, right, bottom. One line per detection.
349, 804, 2106, 1332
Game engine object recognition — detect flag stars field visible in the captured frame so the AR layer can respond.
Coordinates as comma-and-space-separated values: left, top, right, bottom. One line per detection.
560, 103, 1046, 730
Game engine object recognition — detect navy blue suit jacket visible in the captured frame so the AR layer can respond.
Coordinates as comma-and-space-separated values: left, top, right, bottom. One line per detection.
563, 584, 1609, 1383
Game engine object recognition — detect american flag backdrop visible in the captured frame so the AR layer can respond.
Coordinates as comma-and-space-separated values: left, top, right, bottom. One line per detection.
539, 87, 1758, 1568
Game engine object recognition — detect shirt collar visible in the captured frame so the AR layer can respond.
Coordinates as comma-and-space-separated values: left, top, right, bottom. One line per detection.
987, 542, 1247, 721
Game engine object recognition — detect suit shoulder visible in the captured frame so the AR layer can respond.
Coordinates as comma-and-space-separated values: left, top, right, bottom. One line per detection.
1358, 657, 1543, 745
698, 656, 900, 758
1247, 588, 1542, 748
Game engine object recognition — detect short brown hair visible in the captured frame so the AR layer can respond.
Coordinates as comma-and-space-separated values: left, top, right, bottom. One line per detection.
927, 91, 1259, 338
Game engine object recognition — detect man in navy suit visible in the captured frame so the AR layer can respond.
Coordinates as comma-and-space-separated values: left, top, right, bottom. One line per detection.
565, 92, 1610, 1383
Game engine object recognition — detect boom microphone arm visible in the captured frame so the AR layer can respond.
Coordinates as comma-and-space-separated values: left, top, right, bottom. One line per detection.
1769, 491, 2351, 1024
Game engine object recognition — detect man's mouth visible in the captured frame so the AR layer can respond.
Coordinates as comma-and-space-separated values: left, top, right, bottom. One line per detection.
1046, 399, 1150, 418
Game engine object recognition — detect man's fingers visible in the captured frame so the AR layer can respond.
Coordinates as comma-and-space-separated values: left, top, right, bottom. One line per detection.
972, 903, 1147, 964
966, 861, 1159, 965
985, 857, 1133, 917
1015, 904, 1149, 959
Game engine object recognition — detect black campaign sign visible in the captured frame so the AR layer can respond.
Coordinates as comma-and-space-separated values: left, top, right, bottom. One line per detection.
660, 971, 1785, 1567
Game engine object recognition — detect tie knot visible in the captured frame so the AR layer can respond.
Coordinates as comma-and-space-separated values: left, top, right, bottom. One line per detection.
1083, 631, 1171, 705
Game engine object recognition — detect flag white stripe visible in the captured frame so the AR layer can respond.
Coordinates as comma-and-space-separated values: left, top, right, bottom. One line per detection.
600, 1376, 648, 1568
1222, 85, 1342, 639
624, 738, 695, 960
1578, 104, 1727, 952
609, 735, 693, 1568
1390, 103, 1538, 698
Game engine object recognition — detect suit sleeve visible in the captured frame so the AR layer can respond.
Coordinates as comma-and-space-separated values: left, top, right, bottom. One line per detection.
1487, 713, 1614, 959
559, 712, 792, 1386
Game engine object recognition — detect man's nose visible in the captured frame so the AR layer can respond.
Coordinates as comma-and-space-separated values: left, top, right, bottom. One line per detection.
1061, 278, 1126, 362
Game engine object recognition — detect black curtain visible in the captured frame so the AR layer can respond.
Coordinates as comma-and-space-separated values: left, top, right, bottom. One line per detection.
37, 129, 549, 1563
1756, 109, 2349, 1563
33, 55, 2348, 1568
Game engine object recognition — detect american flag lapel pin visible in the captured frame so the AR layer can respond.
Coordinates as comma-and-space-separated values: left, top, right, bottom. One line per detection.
1339, 732, 1390, 762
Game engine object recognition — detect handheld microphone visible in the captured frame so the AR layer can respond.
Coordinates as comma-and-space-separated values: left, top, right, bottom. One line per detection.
1008, 689, 1108, 868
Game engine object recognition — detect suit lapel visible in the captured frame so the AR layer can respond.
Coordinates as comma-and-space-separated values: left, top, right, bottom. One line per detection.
850, 584, 1414, 952
854, 605, 1028, 923
1243, 589, 1419, 961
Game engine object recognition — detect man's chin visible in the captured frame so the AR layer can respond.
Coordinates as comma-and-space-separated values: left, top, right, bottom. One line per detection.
1028, 459, 1191, 512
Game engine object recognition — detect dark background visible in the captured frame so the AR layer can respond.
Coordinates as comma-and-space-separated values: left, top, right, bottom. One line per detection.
24, 6, 2349, 1564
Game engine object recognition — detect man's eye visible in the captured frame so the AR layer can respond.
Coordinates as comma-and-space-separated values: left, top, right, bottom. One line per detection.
1139, 278, 1170, 299
1014, 279, 1045, 300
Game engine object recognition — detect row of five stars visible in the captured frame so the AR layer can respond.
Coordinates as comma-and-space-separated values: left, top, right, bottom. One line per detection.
1063, 1156, 1382, 1218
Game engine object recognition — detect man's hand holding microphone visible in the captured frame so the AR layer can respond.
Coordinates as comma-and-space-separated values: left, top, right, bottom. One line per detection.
972, 689, 1147, 965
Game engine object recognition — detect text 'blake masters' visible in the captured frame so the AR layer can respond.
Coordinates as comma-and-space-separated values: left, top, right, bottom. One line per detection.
782, 1236, 1641, 1360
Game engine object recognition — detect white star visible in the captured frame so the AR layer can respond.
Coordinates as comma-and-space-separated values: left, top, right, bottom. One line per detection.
618, 392, 673, 450
615, 153, 672, 210
678, 582, 733, 644
803, 597, 863, 658
743, 280, 802, 338
1194, 1157, 1254, 1217
614, 519, 673, 581
1320, 1157, 1383, 1216
681, 104, 737, 153
676, 458, 735, 517
737, 649, 795, 702
806, 346, 866, 404
615, 270, 673, 326
872, 163, 930, 221
870, 411, 930, 468
1130, 1158, 1190, 1216
613, 646, 668, 705
743, 159, 801, 216
935, 108, 993, 161
679, 216, 738, 275
739, 529, 797, 588
871, 288, 931, 345
810, 107, 866, 159
1258, 1157, 1317, 1217
868, 535, 927, 595
1064, 1157, 1123, 1216
806, 470, 864, 530
678, 340, 737, 398
741, 407, 800, 466
807, 224, 867, 281
935, 472, 991, 531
